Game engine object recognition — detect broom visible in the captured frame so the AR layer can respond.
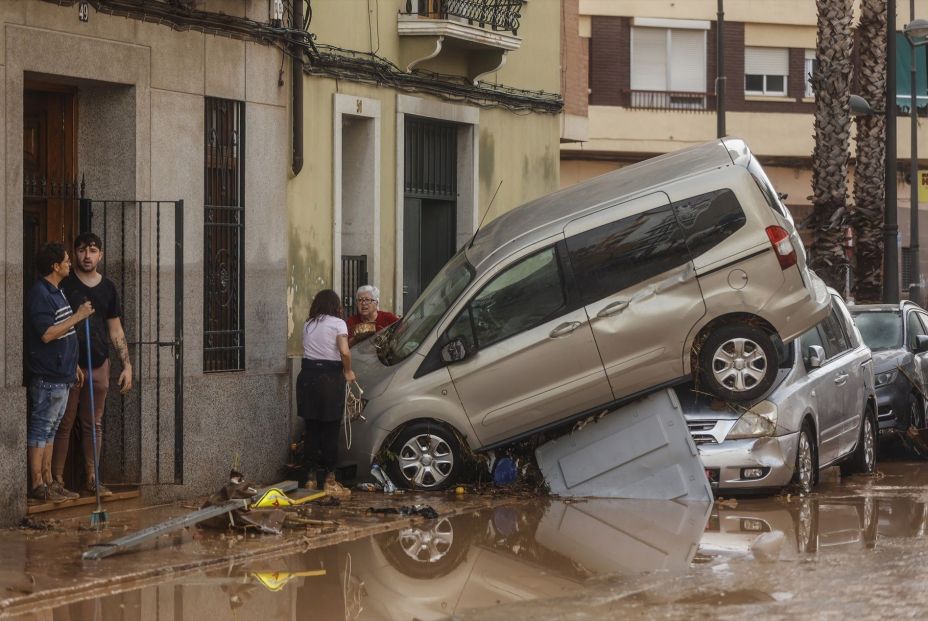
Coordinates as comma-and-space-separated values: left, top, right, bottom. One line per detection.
85, 319, 107, 528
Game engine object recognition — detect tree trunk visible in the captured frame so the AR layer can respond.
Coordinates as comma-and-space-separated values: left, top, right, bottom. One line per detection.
852, 0, 888, 303
810, 0, 855, 291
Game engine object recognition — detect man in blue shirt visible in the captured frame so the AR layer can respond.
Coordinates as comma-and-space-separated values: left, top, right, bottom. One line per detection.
25, 242, 93, 503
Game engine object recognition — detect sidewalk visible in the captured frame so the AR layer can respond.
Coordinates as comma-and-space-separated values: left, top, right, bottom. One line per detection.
0, 486, 512, 618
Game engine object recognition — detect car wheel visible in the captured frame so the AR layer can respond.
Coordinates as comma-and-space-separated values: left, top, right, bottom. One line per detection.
698, 323, 779, 403
910, 394, 926, 430
792, 421, 818, 495
842, 407, 877, 476
386, 421, 462, 491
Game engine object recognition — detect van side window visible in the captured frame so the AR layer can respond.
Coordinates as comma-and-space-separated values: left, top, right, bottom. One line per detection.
446, 247, 566, 350
819, 302, 852, 358
672, 189, 747, 258
906, 311, 927, 350
566, 206, 690, 305
747, 157, 789, 218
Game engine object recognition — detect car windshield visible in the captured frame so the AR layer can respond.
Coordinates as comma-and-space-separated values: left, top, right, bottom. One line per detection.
380, 250, 474, 365
851, 311, 902, 350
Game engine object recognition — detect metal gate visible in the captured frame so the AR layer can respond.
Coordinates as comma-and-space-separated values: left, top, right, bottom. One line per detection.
80, 198, 185, 486
341, 254, 369, 315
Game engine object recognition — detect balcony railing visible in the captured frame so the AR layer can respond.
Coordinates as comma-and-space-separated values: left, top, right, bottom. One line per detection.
623, 89, 716, 112
404, 0, 522, 35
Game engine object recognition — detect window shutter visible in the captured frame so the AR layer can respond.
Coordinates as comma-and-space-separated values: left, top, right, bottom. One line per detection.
745, 47, 789, 76
669, 29, 706, 92
631, 27, 668, 90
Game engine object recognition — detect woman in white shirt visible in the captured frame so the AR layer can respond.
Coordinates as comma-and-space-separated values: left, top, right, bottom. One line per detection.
297, 289, 356, 495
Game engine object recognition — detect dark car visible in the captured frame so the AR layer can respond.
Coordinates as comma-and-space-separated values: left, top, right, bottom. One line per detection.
849, 301, 928, 436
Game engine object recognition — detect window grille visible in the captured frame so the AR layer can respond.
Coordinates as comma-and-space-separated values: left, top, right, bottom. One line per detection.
204, 97, 245, 372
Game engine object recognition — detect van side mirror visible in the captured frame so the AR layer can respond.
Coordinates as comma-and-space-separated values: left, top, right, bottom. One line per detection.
916, 335, 928, 354
441, 338, 469, 364
807, 345, 825, 369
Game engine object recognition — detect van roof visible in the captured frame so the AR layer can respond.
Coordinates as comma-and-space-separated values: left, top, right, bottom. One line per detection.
467, 138, 741, 269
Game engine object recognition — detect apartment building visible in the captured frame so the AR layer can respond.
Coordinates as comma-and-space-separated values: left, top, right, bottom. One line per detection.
562, 0, 928, 286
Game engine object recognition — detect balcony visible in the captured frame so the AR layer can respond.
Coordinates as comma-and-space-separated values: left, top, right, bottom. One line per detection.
623, 89, 716, 112
398, 0, 524, 83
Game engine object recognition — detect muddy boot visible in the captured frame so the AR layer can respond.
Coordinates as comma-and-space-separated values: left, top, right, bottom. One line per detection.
324, 473, 351, 498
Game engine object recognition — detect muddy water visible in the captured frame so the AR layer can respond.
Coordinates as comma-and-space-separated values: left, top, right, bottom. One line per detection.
7, 461, 928, 620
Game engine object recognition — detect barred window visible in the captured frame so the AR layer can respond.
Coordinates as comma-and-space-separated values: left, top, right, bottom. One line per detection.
204, 97, 245, 372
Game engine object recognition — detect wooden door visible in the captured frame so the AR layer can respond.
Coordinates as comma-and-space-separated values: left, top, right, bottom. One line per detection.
23, 87, 78, 287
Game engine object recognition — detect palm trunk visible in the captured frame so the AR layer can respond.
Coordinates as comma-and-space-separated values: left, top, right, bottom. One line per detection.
852, 0, 888, 303
810, 0, 855, 290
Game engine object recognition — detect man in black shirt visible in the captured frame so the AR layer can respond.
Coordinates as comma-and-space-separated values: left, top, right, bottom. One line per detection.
53, 232, 133, 497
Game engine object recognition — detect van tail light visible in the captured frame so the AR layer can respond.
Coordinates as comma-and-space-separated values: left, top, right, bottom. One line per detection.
765, 226, 797, 270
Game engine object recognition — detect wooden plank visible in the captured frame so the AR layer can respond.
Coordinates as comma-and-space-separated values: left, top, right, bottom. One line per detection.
81, 481, 297, 561
27, 489, 141, 515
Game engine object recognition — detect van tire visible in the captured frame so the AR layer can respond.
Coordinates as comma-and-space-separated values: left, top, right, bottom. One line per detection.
792, 420, 818, 494
386, 421, 463, 491
697, 323, 779, 402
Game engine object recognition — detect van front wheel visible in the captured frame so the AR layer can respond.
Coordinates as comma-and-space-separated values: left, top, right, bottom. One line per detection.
386, 421, 463, 491
698, 323, 778, 402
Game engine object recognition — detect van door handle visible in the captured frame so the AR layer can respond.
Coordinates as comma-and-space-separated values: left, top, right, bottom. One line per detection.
834, 372, 849, 385
549, 321, 583, 338
597, 300, 629, 318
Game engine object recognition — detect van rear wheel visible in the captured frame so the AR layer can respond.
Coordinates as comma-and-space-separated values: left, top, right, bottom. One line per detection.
386, 421, 463, 491
698, 323, 778, 402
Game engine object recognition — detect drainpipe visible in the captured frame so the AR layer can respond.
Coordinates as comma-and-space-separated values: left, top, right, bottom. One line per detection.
291, 0, 304, 176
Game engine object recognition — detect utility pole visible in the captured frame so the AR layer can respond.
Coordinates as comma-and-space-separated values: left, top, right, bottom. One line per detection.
910, 0, 921, 305
716, 0, 726, 138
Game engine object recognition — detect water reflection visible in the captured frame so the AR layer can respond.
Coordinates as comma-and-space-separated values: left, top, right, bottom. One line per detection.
699, 494, 928, 562
12, 499, 708, 620
12, 492, 928, 620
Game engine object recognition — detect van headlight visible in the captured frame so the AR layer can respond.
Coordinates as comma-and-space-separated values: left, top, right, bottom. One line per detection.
726, 401, 778, 440
875, 370, 898, 387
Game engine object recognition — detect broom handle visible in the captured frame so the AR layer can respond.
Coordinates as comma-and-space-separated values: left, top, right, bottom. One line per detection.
85, 319, 103, 509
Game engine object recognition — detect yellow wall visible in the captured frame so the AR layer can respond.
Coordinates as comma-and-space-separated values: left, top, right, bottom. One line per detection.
310, 0, 560, 93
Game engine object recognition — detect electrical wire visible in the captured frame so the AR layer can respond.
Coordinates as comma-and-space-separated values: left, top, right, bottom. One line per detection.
43, 0, 562, 113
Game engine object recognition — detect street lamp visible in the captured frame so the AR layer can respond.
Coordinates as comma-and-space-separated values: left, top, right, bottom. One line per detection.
904, 10, 928, 306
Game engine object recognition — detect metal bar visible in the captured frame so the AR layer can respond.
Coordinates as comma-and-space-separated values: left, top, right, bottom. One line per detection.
716, 0, 726, 138
81, 480, 298, 560
886, 0, 900, 302
910, 0, 921, 304
138, 199, 145, 480
156, 201, 162, 483
175, 200, 185, 485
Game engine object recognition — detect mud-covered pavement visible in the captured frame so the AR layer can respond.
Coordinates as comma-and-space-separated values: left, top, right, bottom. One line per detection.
5, 461, 928, 620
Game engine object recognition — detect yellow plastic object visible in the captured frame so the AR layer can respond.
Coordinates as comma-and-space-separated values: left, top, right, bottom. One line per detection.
455, 486, 465, 495
251, 488, 326, 509
251, 570, 326, 592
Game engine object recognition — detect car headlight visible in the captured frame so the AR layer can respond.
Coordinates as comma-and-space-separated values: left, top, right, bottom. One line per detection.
726, 401, 778, 440
875, 370, 898, 387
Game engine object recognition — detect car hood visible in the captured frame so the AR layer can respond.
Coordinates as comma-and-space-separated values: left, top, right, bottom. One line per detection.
351, 339, 397, 400
871, 349, 909, 374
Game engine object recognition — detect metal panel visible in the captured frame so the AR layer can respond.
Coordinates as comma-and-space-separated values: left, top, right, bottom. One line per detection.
535, 388, 713, 501
404, 116, 457, 200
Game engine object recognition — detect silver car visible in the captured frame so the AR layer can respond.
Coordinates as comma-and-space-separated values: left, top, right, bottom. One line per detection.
686, 291, 877, 493
346, 138, 829, 490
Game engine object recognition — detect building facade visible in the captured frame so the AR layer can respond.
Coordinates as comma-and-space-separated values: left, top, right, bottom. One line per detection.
562, 0, 928, 294
0, 0, 292, 526
286, 1, 563, 355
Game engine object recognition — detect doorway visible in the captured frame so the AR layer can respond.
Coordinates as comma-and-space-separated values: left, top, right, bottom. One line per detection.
402, 116, 458, 311
23, 84, 83, 493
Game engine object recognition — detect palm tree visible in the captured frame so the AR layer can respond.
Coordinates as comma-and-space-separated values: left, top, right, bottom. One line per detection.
852, 0, 888, 303
809, 0, 855, 290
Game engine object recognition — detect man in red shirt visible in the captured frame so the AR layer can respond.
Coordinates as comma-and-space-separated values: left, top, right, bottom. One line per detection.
346, 285, 399, 347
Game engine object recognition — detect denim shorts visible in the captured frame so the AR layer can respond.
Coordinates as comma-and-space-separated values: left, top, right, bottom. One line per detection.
28, 379, 71, 448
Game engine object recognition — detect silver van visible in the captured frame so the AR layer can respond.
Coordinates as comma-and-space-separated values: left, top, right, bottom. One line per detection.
347, 138, 830, 490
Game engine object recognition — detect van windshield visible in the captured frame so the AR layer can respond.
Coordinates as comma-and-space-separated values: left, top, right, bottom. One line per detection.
380, 250, 475, 365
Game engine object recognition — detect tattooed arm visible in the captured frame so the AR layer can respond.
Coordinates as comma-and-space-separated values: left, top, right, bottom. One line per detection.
107, 317, 134, 393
